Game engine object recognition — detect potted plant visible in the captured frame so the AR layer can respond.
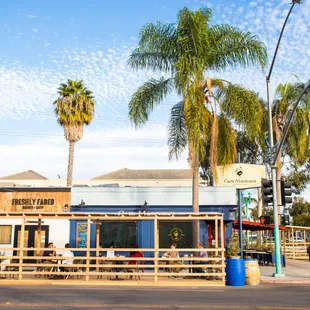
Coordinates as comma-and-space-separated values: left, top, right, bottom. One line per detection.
227, 234, 240, 258
225, 233, 245, 286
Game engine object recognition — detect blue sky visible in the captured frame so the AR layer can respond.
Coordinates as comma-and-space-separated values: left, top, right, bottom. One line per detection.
0, 0, 310, 187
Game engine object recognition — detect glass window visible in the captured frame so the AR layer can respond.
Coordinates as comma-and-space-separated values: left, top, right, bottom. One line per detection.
0, 225, 12, 244
159, 221, 193, 248
99, 222, 137, 248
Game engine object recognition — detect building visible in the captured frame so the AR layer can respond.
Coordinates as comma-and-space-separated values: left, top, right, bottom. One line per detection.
0, 168, 193, 187
0, 187, 71, 256
69, 186, 237, 252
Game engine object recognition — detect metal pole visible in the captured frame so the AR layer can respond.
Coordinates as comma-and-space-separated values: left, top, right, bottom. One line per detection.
265, 0, 300, 277
237, 153, 243, 257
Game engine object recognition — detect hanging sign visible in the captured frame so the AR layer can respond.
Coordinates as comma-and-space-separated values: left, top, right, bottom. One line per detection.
215, 164, 266, 189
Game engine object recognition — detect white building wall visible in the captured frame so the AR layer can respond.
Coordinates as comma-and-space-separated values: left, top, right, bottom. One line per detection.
0, 219, 70, 256
0, 179, 192, 187
71, 186, 237, 206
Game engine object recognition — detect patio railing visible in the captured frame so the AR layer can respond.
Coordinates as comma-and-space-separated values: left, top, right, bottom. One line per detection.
0, 246, 226, 286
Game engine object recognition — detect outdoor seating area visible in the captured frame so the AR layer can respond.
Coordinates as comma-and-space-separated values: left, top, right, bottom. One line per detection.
0, 212, 226, 286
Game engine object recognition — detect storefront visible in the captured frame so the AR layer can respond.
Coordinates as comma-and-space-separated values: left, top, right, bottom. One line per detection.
0, 187, 71, 256
69, 187, 237, 252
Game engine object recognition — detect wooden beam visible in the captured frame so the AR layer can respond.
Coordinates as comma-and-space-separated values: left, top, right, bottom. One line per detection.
96, 222, 100, 274
18, 216, 25, 280
154, 217, 158, 283
86, 216, 91, 281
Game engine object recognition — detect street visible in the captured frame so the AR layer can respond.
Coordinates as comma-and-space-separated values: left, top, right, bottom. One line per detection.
0, 284, 309, 310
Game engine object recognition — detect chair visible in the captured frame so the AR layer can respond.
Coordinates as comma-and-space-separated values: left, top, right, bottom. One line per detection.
126, 253, 144, 281
1, 259, 18, 279
64, 259, 83, 280
97, 259, 112, 280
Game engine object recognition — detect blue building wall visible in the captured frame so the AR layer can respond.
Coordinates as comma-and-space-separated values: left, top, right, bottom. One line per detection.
69, 204, 236, 255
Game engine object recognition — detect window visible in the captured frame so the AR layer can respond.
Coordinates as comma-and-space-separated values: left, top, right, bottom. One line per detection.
159, 221, 193, 249
99, 222, 137, 248
0, 225, 12, 244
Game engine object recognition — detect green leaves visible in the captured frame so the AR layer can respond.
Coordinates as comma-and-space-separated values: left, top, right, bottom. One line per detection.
217, 83, 263, 140
207, 25, 267, 71
183, 82, 212, 161
128, 22, 177, 73
54, 79, 95, 130
168, 101, 187, 160
217, 114, 237, 166
128, 77, 173, 127
128, 6, 267, 173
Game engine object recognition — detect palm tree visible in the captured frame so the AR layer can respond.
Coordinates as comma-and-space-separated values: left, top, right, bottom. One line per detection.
272, 82, 310, 216
127, 7, 267, 244
54, 79, 95, 187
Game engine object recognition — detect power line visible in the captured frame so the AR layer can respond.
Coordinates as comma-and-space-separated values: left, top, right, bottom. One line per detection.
0, 131, 168, 144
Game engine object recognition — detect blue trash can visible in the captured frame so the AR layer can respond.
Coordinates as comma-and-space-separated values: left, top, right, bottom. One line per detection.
226, 258, 245, 286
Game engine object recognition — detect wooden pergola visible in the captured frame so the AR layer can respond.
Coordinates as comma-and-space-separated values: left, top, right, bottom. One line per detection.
0, 212, 226, 286
282, 225, 310, 260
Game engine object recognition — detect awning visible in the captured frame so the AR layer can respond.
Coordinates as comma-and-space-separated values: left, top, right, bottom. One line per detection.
233, 220, 286, 231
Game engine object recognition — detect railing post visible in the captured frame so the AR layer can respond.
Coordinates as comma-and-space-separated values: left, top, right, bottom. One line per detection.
154, 217, 158, 283
215, 217, 219, 254
220, 216, 225, 285
86, 216, 91, 281
18, 216, 25, 280
96, 222, 100, 275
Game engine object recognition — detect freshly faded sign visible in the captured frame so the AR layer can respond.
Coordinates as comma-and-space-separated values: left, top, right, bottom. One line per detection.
215, 164, 266, 189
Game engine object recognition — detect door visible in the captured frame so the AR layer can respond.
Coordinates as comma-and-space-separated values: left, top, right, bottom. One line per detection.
13, 225, 49, 263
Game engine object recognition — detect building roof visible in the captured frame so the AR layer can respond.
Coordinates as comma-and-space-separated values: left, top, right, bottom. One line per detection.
0, 170, 48, 180
92, 168, 192, 180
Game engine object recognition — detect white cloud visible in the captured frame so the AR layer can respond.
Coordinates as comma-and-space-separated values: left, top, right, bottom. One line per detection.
0, 126, 188, 179
28, 14, 37, 18
32, 28, 39, 32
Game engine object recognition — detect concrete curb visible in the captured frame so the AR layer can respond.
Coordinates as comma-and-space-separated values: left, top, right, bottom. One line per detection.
261, 280, 310, 284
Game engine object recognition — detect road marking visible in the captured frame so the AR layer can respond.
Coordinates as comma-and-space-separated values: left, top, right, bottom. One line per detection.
0, 303, 309, 309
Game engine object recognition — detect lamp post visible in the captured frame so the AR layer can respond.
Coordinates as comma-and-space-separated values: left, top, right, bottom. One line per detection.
266, 0, 302, 277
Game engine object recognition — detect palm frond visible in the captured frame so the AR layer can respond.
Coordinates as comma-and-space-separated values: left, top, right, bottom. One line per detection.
168, 101, 187, 160
216, 83, 263, 140
207, 24, 267, 70
183, 82, 212, 160
217, 114, 237, 165
128, 77, 173, 127
210, 113, 219, 181
287, 107, 308, 165
127, 22, 178, 72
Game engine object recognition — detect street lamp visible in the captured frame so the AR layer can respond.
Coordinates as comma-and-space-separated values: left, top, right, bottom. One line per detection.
266, 0, 302, 277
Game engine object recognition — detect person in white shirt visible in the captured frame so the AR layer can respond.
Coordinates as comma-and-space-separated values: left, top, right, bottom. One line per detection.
60, 243, 74, 271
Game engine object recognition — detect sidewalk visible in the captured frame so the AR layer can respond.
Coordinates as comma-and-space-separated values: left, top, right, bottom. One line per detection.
260, 259, 310, 284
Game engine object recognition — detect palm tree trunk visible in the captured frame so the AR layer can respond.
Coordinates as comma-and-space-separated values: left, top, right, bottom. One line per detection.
67, 141, 75, 187
192, 152, 200, 246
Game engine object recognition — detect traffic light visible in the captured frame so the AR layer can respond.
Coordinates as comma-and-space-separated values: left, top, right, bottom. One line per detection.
281, 180, 293, 207
280, 214, 290, 226
261, 179, 273, 204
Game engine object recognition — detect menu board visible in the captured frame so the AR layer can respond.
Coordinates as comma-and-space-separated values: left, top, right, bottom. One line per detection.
76, 222, 87, 248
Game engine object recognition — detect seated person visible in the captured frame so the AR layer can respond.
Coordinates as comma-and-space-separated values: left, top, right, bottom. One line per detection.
127, 246, 144, 279
193, 242, 208, 274
0, 258, 10, 272
106, 241, 115, 258
42, 242, 56, 263
162, 243, 182, 277
60, 243, 74, 272
129, 247, 144, 265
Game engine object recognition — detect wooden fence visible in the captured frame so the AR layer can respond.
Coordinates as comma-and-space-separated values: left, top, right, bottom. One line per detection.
0, 212, 226, 286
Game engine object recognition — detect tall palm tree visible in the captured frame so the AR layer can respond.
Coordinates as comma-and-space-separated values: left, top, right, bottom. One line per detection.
127, 7, 267, 244
272, 82, 310, 216
54, 79, 95, 187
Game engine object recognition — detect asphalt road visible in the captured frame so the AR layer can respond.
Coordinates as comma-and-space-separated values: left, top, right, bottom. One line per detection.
0, 285, 309, 310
